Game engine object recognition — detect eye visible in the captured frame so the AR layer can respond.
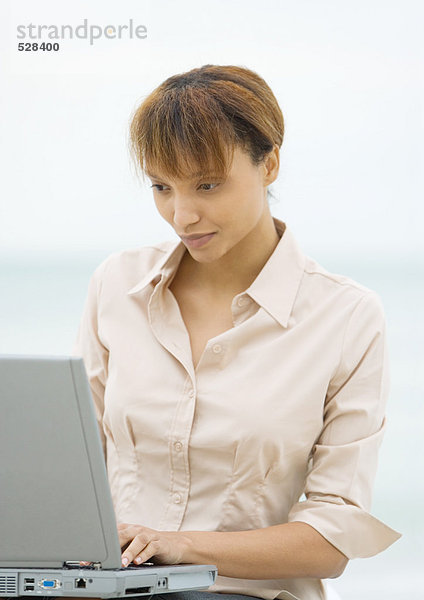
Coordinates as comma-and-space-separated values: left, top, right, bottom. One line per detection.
198, 182, 219, 191
150, 184, 169, 192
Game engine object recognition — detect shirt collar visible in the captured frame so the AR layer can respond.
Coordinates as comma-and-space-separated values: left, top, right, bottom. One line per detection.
246, 217, 306, 327
127, 240, 186, 296
127, 217, 306, 328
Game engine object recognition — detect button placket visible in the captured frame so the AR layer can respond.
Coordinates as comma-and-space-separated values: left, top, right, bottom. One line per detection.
149, 285, 196, 383
160, 379, 196, 530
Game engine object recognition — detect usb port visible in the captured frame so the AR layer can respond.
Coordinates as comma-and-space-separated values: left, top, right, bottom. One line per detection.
24, 578, 35, 591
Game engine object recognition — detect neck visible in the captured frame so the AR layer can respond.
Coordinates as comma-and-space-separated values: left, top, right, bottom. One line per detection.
180, 212, 281, 296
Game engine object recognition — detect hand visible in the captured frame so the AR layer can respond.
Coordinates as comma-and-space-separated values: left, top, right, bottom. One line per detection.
118, 522, 191, 567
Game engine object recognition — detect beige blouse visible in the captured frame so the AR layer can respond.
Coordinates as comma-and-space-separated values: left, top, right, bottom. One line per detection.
71, 217, 401, 600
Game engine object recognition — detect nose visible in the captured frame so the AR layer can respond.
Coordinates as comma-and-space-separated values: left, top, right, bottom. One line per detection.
172, 193, 201, 229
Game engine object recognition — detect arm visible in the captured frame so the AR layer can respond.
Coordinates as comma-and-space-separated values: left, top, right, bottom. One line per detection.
118, 521, 347, 579
287, 291, 401, 558
71, 266, 109, 459
182, 521, 348, 579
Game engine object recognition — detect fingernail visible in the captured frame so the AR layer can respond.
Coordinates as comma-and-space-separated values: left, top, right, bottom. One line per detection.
122, 557, 129, 567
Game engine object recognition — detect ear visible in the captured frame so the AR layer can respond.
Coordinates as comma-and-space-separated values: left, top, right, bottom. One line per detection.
262, 145, 280, 186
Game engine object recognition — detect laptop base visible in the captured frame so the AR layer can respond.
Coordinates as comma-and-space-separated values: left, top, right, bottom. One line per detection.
0, 564, 217, 598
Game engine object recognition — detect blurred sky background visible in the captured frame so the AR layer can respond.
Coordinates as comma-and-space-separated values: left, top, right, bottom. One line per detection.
0, 1, 423, 598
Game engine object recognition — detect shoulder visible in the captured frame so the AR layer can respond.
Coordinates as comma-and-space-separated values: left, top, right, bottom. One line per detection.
275, 224, 384, 323
303, 255, 383, 306
294, 254, 386, 333
303, 255, 370, 293
90, 240, 177, 290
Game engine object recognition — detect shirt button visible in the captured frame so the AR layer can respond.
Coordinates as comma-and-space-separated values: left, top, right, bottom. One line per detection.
237, 296, 248, 307
212, 344, 222, 354
174, 441, 183, 452
173, 493, 182, 504
188, 389, 195, 399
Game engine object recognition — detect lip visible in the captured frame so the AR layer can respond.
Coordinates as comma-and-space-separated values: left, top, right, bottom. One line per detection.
180, 232, 216, 249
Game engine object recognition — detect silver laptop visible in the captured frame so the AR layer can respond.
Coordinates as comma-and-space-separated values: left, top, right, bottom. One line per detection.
0, 355, 217, 598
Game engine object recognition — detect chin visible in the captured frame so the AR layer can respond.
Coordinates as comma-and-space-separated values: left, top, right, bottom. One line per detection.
189, 252, 220, 264
187, 245, 228, 264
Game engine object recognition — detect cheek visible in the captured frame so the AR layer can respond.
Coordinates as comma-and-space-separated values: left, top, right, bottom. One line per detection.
226, 187, 264, 226
153, 197, 171, 222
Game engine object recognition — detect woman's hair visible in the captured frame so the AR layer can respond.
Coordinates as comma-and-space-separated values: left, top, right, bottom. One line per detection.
129, 64, 285, 183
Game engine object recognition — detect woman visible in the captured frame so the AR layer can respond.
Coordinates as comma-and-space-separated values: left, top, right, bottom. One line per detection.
73, 64, 401, 600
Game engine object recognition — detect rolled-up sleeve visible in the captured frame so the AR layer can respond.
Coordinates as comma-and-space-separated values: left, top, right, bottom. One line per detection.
288, 290, 401, 558
71, 265, 109, 460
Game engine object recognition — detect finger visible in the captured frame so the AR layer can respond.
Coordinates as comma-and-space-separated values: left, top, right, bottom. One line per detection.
118, 524, 151, 550
121, 535, 153, 567
123, 539, 160, 567
118, 524, 136, 548
121, 537, 148, 566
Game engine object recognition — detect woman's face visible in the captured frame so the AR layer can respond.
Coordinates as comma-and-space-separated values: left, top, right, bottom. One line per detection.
147, 146, 279, 264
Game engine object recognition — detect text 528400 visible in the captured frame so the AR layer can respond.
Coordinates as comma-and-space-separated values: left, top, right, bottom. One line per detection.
18, 42, 60, 51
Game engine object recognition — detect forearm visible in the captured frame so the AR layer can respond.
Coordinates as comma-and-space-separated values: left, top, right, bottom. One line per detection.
181, 521, 348, 580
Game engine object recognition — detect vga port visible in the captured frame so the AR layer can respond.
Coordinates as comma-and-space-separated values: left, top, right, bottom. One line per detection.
39, 578, 62, 589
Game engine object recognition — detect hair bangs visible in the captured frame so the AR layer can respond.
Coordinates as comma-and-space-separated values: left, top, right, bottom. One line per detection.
131, 85, 237, 184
